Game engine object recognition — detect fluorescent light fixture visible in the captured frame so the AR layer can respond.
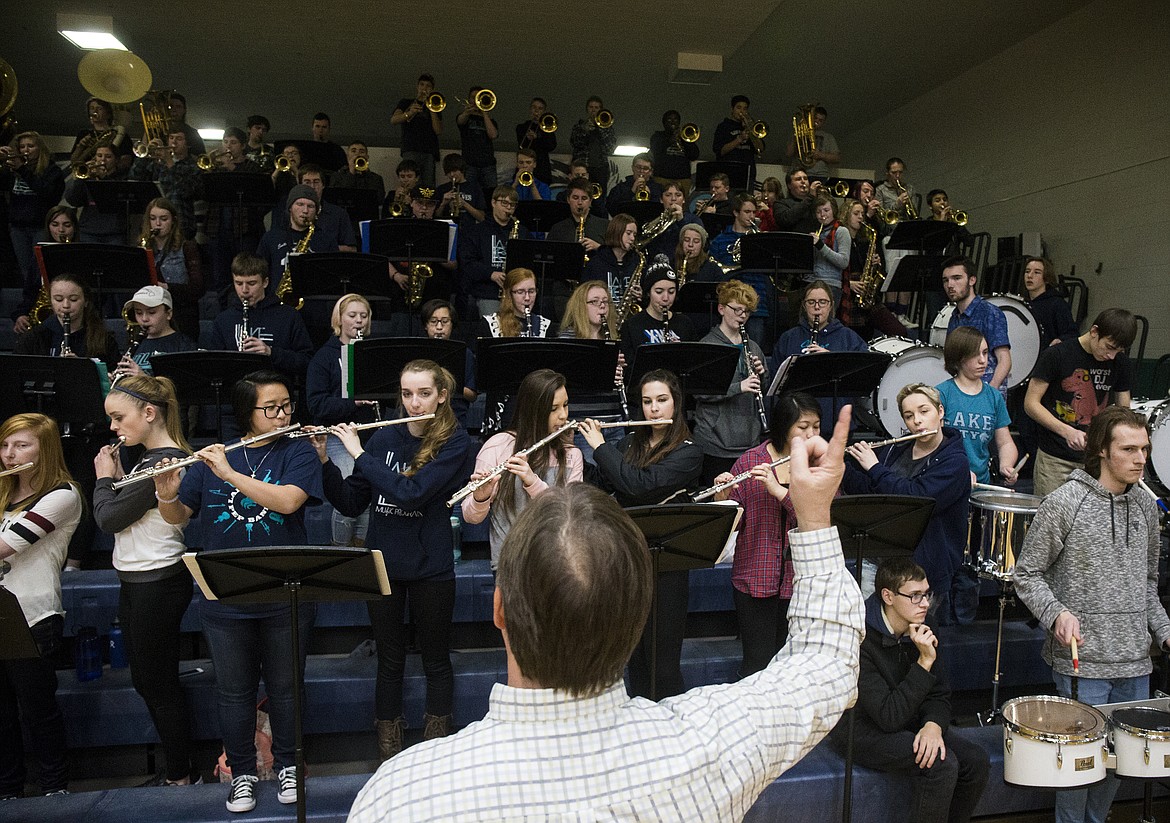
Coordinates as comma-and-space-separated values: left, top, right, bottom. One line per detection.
198, 128, 225, 141
614, 145, 649, 157
57, 13, 127, 50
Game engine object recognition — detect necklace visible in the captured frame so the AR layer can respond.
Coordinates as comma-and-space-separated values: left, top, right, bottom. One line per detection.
243, 441, 278, 478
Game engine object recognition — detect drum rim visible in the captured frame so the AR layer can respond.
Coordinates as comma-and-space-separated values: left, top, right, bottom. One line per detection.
1110, 708, 1170, 741
1002, 695, 1108, 744
970, 491, 1043, 512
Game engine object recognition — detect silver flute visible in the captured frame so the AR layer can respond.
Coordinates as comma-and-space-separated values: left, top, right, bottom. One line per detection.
286, 414, 435, 438
111, 424, 302, 488
447, 420, 577, 507
692, 429, 938, 501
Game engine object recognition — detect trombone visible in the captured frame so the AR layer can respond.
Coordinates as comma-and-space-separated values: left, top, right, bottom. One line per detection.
519, 113, 557, 149
275, 155, 293, 173
424, 92, 446, 113
593, 109, 614, 129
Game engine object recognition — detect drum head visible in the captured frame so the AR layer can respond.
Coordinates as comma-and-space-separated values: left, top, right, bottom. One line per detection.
873, 345, 949, 438
929, 306, 954, 347
970, 491, 1043, 514
1003, 696, 1106, 743
989, 295, 1041, 388
1113, 707, 1170, 737
1133, 400, 1170, 491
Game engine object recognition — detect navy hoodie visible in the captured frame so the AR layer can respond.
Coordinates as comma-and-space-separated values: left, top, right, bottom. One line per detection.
207, 295, 314, 377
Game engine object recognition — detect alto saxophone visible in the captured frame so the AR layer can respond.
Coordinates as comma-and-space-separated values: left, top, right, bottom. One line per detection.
277, 221, 315, 309
408, 263, 433, 309
615, 250, 645, 332
855, 223, 884, 310
576, 217, 590, 264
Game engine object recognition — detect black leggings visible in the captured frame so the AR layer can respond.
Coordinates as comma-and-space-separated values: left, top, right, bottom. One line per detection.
367, 578, 456, 721
119, 569, 195, 781
733, 588, 790, 679
0, 615, 67, 796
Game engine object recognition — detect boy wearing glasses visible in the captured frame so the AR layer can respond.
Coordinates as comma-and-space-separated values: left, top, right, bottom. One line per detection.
830, 557, 989, 823
457, 186, 528, 318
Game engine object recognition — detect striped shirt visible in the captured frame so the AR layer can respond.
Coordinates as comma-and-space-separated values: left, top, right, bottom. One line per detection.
347, 526, 863, 822
2, 485, 83, 626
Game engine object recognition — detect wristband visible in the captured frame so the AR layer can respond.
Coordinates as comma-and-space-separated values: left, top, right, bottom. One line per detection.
155, 491, 180, 505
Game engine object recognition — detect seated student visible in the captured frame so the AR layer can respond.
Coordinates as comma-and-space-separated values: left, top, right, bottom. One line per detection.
619, 255, 692, 366
112, 285, 198, 379
383, 158, 420, 218
936, 326, 1018, 486
254, 184, 340, 286
509, 149, 551, 201
695, 172, 734, 216
557, 161, 609, 220
435, 153, 485, 224
421, 299, 477, 428
830, 557, 989, 823
605, 153, 663, 213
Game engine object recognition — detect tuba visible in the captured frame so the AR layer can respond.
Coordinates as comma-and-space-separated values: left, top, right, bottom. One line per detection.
792, 104, 818, 167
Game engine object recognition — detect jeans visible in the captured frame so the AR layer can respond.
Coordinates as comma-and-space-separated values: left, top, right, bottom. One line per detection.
733, 588, 790, 679
628, 569, 689, 700
464, 164, 497, 196
0, 615, 68, 796
200, 602, 315, 775
1052, 672, 1148, 823
120, 570, 195, 781
367, 578, 456, 720
327, 436, 370, 546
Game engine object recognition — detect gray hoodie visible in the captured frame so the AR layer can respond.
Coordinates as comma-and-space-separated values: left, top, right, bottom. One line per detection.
1013, 469, 1169, 679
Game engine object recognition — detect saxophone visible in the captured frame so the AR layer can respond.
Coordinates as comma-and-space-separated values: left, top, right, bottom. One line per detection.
509, 218, 520, 239
277, 221, 314, 309
576, 217, 589, 264
855, 223, 884, 310
408, 263, 433, 309
615, 250, 645, 331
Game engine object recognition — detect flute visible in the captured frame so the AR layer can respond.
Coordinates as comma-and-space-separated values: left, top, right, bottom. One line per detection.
586, 419, 670, 430
286, 414, 436, 438
0, 462, 34, 478
111, 424, 302, 488
693, 429, 937, 502
447, 420, 577, 507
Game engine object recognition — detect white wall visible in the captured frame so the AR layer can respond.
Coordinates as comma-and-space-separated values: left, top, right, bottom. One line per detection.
841, 0, 1170, 362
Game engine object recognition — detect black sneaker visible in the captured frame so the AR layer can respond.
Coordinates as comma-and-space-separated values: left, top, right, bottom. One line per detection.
276, 766, 297, 805
226, 775, 258, 813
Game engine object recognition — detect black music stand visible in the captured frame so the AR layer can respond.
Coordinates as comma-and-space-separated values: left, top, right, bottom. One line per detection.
506, 239, 585, 307
184, 547, 390, 823
150, 352, 271, 441
741, 232, 815, 342
673, 281, 722, 329
83, 179, 160, 241
769, 352, 889, 429
626, 342, 740, 398
202, 172, 276, 235
830, 494, 934, 823
345, 338, 467, 404
700, 212, 734, 239
37, 243, 158, 305
476, 339, 617, 395
288, 253, 393, 304
515, 200, 569, 235
366, 220, 452, 334
0, 354, 106, 423
324, 187, 381, 226
610, 201, 663, 227
886, 221, 957, 332
623, 503, 740, 701
695, 161, 750, 190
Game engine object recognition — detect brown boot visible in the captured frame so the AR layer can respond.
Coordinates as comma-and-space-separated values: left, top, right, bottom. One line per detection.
375, 717, 406, 762
423, 713, 452, 741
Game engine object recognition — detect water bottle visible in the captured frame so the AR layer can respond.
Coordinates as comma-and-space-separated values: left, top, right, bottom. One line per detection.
450, 514, 462, 565
75, 626, 102, 682
108, 619, 128, 669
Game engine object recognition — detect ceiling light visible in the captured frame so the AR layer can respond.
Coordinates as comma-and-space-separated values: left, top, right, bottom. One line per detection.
58, 13, 127, 50
60, 31, 128, 50
614, 145, 649, 157
198, 128, 225, 141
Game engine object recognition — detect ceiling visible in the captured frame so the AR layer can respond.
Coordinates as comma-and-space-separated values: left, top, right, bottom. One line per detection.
4, 1, 1094, 155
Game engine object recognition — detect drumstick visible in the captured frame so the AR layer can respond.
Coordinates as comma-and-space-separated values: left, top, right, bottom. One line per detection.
1138, 479, 1170, 514
1070, 636, 1080, 701
1012, 453, 1030, 474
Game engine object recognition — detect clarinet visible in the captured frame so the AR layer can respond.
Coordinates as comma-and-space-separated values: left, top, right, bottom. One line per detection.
602, 314, 629, 419
523, 305, 532, 337
111, 327, 143, 387
739, 323, 769, 430
60, 313, 73, 357
239, 298, 249, 351
662, 309, 672, 341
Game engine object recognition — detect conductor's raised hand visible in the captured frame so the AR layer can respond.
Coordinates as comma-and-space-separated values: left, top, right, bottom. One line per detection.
789, 404, 850, 531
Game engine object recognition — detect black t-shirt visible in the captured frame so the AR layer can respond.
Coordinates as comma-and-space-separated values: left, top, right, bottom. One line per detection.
396, 98, 440, 158
619, 311, 694, 367
1032, 337, 1132, 461
458, 115, 496, 166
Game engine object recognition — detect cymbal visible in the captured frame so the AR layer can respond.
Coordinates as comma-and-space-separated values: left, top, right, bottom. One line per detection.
78, 49, 152, 104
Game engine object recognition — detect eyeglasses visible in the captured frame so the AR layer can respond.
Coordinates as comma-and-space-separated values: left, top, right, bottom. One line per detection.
895, 590, 933, 605
493, 198, 517, 207
427, 317, 452, 327
804, 299, 832, 307
723, 304, 750, 316
255, 401, 295, 418
586, 298, 611, 307
511, 288, 536, 297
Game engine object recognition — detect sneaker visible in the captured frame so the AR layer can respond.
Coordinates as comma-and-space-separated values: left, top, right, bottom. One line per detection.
44, 789, 69, 796
276, 766, 297, 805
226, 775, 258, 813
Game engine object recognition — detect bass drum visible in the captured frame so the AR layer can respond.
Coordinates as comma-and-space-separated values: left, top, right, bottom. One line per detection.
866, 336, 950, 438
1132, 399, 1170, 495
929, 295, 1041, 389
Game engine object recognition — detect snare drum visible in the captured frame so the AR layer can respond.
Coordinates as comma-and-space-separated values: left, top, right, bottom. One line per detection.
1002, 696, 1108, 787
1111, 706, 1170, 778
929, 295, 1040, 388
866, 336, 949, 438
1132, 399, 1170, 494
966, 490, 1042, 581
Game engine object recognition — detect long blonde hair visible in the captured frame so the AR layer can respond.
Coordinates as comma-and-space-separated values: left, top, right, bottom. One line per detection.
399, 360, 458, 476
0, 414, 75, 513
108, 375, 192, 454
560, 281, 616, 339
497, 268, 536, 338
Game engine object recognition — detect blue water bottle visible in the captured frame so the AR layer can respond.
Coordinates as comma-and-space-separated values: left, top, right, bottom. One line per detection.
450, 515, 462, 565
75, 626, 102, 682
108, 619, 128, 669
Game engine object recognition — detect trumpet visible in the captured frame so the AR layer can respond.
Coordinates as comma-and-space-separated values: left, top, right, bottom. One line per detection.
538, 112, 557, 133
590, 182, 603, 200
593, 109, 614, 129
814, 179, 851, 198
197, 149, 231, 171
275, 156, 292, 173
354, 156, 369, 173
895, 180, 918, 219
73, 159, 102, 180
517, 170, 534, 188
286, 414, 436, 438
447, 419, 579, 507
680, 123, 701, 143
110, 424, 302, 489
635, 187, 651, 202
0, 462, 34, 478
455, 89, 497, 112
944, 208, 969, 226
425, 92, 446, 113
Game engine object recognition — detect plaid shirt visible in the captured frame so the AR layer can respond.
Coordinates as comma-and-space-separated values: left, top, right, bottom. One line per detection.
948, 295, 1010, 384
347, 526, 863, 823
730, 442, 798, 598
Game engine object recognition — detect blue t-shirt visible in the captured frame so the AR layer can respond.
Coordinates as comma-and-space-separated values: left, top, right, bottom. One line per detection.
936, 378, 1011, 483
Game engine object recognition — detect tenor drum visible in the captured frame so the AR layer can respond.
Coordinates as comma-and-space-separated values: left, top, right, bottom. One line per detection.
1132, 399, 1170, 494
1111, 706, 1170, 777
867, 336, 949, 438
966, 490, 1042, 581
928, 295, 1041, 388
1002, 696, 1108, 787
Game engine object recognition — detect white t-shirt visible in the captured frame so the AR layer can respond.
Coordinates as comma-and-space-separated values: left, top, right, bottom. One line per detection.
2, 485, 83, 626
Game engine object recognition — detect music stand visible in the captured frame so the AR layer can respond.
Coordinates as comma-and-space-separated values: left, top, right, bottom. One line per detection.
344, 338, 467, 404
0, 354, 106, 423
150, 351, 271, 441
506, 239, 585, 304
366, 220, 451, 335
288, 253, 393, 304
768, 352, 889, 427
184, 547, 390, 823
610, 201, 663, 227
830, 494, 934, 823
324, 187, 381, 226
514, 200, 569, 235
83, 179, 160, 241
695, 161, 749, 190
700, 213, 734, 239
37, 243, 158, 305
886, 221, 958, 332
476, 339, 618, 395
623, 503, 740, 701
626, 342, 740, 398
741, 232, 815, 343
202, 172, 276, 239
673, 281, 722, 329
